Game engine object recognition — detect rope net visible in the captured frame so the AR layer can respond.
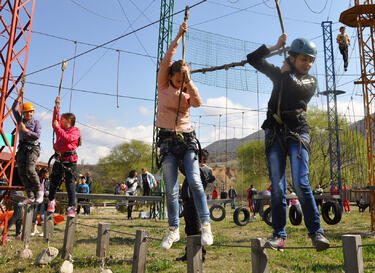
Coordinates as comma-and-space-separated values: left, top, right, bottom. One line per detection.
184, 27, 272, 93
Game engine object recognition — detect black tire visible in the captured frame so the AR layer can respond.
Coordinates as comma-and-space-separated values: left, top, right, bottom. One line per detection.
209, 205, 226, 222
262, 207, 272, 226
233, 207, 250, 226
321, 201, 342, 225
289, 205, 303, 226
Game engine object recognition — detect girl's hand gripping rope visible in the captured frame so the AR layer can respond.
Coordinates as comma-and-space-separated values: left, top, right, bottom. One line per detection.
178, 22, 188, 39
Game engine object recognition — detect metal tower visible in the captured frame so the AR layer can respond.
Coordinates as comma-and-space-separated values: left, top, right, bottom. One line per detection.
0, 0, 36, 245
340, 0, 375, 230
320, 21, 344, 195
151, 0, 174, 172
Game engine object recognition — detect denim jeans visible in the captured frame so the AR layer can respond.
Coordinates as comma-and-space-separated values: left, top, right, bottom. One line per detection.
265, 129, 323, 238
162, 144, 210, 228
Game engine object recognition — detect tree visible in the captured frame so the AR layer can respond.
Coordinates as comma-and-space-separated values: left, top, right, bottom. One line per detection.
97, 140, 152, 191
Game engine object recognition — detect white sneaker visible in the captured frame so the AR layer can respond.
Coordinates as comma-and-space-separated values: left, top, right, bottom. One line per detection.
161, 227, 180, 250
35, 191, 43, 204
201, 222, 213, 246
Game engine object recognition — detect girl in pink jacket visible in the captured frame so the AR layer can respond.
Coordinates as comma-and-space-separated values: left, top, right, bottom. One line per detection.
47, 96, 81, 218
156, 22, 213, 250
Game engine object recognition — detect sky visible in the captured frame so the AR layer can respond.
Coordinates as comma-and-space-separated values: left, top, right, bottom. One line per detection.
9, 0, 362, 165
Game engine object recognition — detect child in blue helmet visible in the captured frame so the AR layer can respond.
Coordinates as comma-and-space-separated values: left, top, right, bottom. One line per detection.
247, 34, 330, 252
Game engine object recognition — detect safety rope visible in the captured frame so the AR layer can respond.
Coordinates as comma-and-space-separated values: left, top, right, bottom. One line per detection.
19, 75, 26, 121
53, 60, 68, 152
174, 6, 190, 132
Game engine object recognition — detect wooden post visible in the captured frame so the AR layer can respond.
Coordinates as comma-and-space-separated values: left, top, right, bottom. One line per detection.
132, 230, 149, 273
342, 234, 364, 273
62, 217, 76, 260
44, 211, 54, 240
251, 238, 269, 273
96, 223, 110, 258
187, 235, 202, 273
22, 204, 34, 247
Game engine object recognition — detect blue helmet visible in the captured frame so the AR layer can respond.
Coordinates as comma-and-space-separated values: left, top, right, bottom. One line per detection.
289, 38, 317, 58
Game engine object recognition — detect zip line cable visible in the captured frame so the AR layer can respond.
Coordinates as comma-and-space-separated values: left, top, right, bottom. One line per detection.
25, 0, 208, 77
116, 0, 156, 66
303, 0, 329, 14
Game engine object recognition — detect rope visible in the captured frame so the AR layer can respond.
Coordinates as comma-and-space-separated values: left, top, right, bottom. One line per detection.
26, 0, 207, 77
302, 0, 329, 15
275, 0, 286, 60
174, 6, 190, 131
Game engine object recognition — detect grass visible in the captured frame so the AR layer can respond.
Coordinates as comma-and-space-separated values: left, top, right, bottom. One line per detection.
1, 203, 375, 272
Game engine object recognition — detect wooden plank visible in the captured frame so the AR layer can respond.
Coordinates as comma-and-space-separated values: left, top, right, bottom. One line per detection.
96, 223, 110, 258
55, 192, 162, 202
187, 235, 202, 273
21, 204, 33, 247
251, 238, 269, 273
62, 217, 76, 260
44, 211, 54, 240
132, 230, 149, 273
342, 234, 364, 273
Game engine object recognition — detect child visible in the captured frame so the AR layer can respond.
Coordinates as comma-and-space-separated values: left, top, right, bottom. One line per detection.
336, 26, 350, 71
125, 170, 138, 220
76, 175, 90, 216
176, 149, 215, 262
12, 87, 42, 204
31, 168, 50, 236
247, 34, 330, 251
47, 96, 81, 217
156, 21, 213, 250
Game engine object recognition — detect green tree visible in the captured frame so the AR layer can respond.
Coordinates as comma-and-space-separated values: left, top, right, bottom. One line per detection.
97, 140, 152, 191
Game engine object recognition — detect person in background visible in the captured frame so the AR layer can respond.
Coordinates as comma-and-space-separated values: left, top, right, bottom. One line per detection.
85, 172, 93, 214
114, 183, 121, 195
31, 168, 50, 236
220, 187, 228, 200
228, 185, 238, 209
125, 170, 138, 220
212, 186, 219, 200
336, 26, 350, 71
139, 168, 156, 196
76, 175, 90, 216
3, 167, 23, 241
313, 184, 323, 211
343, 184, 351, 213
247, 185, 257, 218
176, 149, 215, 263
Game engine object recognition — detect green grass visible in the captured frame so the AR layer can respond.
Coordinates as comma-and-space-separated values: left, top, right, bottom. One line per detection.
1, 204, 375, 272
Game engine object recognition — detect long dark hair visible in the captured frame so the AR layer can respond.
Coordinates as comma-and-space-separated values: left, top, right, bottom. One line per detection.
168, 60, 184, 77
128, 170, 137, 178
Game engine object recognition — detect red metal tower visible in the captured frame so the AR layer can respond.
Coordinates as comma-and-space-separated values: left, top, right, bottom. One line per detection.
0, 0, 36, 245
340, 0, 375, 230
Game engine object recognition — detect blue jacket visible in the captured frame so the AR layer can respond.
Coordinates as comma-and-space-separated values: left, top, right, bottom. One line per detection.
76, 183, 89, 194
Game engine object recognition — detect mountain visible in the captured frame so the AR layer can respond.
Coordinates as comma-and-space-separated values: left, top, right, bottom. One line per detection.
204, 130, 264, 162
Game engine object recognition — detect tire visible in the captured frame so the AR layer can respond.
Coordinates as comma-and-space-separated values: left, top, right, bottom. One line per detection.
209, 205, 226, 222
321, 201, 342, 225
233, 207, 250, 226
262, 207, 272, 226
289, 205, 303, 226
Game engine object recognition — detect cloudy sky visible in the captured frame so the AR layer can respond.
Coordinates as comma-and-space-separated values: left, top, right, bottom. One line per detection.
13, 0, 362, 164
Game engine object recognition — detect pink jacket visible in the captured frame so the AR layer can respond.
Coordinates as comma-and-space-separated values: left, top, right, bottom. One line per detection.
53, 106, 80, 162
156, 39, 202, 131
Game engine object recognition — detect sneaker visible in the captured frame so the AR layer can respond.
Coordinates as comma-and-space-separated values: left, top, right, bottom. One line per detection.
15, 234, 22, 240
161, 227, 180, 250
84, 213, 88, 216
264, 236, 285, 251
252, 215, 257, 220
201, 222, 213, 246
21, 197, 35, 206
344, 67, 348, 71
47, 199, 56, 212
35, 191, 43, 204
31, 224, 39, 236
66, 206, 76, 218
310, 232, 330, 252
39, 232, 44, 237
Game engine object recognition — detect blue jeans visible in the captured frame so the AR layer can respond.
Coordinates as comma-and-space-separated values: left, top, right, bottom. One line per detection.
265, 129, 323, 238
162, 145, 210, 228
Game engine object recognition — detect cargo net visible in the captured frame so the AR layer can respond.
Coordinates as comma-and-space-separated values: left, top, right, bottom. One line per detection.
183, 27, 273, 93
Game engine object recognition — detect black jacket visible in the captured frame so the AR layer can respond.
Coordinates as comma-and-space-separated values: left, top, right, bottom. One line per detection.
247, 45, 316, 134
181, 164, 215, 201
